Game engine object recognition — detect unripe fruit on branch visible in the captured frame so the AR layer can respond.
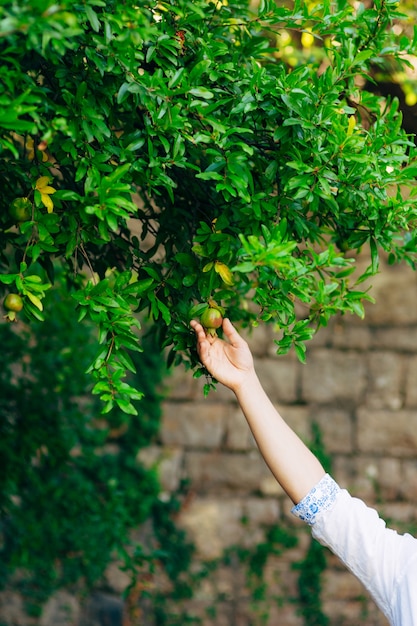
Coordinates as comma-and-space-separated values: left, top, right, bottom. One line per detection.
200, 306, 223, 337
3, 293, 23, 322
9, 197, 32, 223
4, 293, 23, 312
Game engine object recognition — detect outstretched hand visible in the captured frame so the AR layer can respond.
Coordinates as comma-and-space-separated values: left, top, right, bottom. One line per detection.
190, 318, 255, 392
192, 318, 327, 504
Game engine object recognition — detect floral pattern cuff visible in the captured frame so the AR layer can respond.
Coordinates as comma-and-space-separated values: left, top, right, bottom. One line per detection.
291, 473, 340, 526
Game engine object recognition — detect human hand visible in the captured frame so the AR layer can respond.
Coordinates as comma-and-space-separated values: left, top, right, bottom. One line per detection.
190, 317, 255, 392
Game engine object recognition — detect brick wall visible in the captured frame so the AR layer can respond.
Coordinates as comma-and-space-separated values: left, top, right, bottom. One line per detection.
2, 255, 417, 625
153, 255, 417, 625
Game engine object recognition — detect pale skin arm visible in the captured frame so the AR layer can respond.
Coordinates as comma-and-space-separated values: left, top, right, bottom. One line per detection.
191, 318, 325, 504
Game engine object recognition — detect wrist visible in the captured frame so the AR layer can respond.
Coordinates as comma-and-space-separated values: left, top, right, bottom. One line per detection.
232, 369, 261, 398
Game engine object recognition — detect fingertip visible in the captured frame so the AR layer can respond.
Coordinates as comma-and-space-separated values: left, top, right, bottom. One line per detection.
190, 318, 202, 333
191, 319, 209, 344
222, 317, 235, 334
222, 317, 244, 344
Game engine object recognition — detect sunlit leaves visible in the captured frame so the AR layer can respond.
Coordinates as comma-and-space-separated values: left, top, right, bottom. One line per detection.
1, 0, 417, 404
35, 176, 56, 213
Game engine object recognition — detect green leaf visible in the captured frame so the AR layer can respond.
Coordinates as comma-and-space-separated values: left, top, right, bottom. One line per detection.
168, 67, 185, 89
0, 274, 17, 285
115, 397, 138, 415
189, 302, 209, 319
294, 343, 307, 364
352, 49, 375, 66
85, 5, 101, 32
156, 298, 171, 325
189, 88, 214, 99
370, 238, 379, 274
196, 171, 223, 181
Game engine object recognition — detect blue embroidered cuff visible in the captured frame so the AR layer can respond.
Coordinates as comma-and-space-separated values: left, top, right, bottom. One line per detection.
291, 474, 340, 526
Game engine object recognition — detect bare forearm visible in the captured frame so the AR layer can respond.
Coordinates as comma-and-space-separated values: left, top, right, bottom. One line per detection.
191, 317, 324, 502
234, 372, 325, 504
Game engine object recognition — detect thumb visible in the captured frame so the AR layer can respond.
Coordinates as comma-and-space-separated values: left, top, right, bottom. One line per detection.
222, 318, 246, 347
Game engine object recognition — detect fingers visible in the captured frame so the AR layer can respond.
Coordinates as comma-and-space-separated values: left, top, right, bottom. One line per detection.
191, 317, 244, 347
222, 318, 246, 348
190, 318, 205, 338
190, 319, 211, 365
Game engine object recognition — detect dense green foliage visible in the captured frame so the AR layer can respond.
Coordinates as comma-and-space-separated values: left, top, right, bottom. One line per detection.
1, 0, 417, 408
0, 284, 166, 611
1, 0, 417, 620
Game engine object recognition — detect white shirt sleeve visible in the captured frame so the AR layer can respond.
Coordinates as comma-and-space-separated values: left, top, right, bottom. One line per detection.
292, 474, 417, 626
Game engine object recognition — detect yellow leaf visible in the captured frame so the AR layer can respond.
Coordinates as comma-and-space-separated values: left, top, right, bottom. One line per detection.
36, 176, 52, 190
211, 218, 222, 233
41, 193, 54, 213
26, 137, 35, 161
405, 91, 417, 107
214, 261, 234, 286
202, 261, 214, 272
26, 291, 43, 311
27, 140, 49, 162
347, 115, 356, 137
301, 31, 314, 48
39, 186, 56, 195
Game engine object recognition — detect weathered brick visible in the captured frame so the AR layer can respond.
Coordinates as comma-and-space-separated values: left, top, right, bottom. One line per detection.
237, 497, 282, 548
40, 590, 80, 626
377, 458, 403, 500
362, 261, 417, 325
164, 366, 236, 402
332, 319, 372, 350
282, 497, 304, 522
372, 326, 417, 352
313, 407, 354, 453
301, 349, 367, 403
355, 456, 402, 502
365, 351, 405, 410
322, 569, 364, 600
357, 408, 417, 456
161, 401, 228, 447
378, 501, 417, 524
136, 444, 184, 492
163, 365, 202, 400
266, 603, 304, 626
0, 591, 36, 626
253, 355, 299, 404
225, 404, 255, 451
283, 405, 312, 441
331, 456, 357, 491
184, 450, 271, 493
404, 354, 417, 407
346, 456, 378, 502
104, 561, 131, 594
244, 322, 274, 357
308, 319, 338, 348
321, 598, 389, 626
243, 496, 281, 529
399, 459, 417, 501
259, 472, 284, 497
177, 496, 279, 559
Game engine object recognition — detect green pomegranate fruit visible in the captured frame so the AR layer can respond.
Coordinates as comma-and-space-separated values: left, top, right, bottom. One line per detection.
3, 293, 24, 322
9, 197, 32, 223
200, 306, 223, 336
4, 293, 23, 312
